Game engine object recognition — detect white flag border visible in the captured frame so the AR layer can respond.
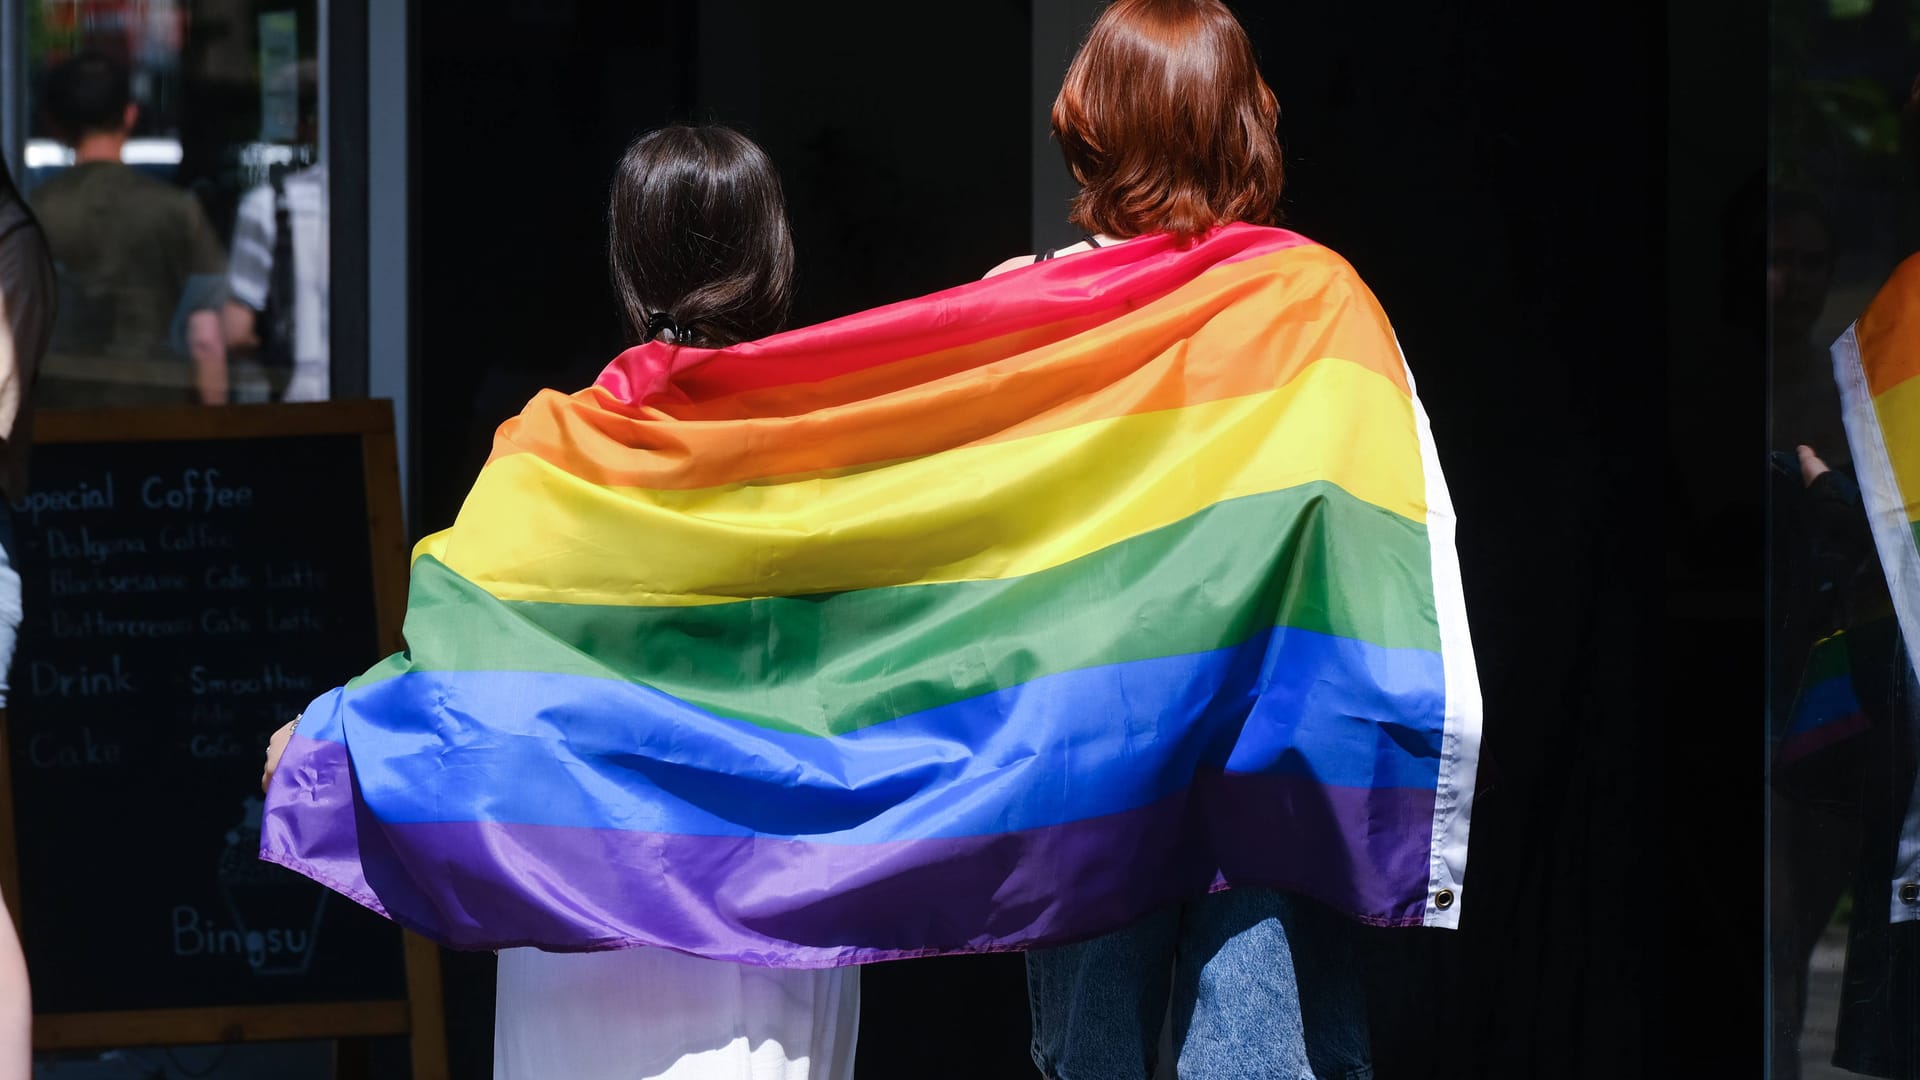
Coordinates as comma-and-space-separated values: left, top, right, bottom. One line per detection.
1832, 325, 1920, 922
1399, 341, 1483, 930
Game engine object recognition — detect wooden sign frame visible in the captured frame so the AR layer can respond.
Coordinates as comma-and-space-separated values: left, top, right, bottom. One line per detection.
0, 400, 447, 1078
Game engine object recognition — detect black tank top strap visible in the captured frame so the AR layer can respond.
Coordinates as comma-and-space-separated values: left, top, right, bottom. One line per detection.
1083, 234, 1102, 248
1034, 248, 1056, 263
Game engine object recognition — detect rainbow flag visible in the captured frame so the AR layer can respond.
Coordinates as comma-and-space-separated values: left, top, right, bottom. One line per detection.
261, 224, 1482, 966
1834, 255, 1920, 927
1834, 255, 1920, 684
1776, 630, 1870, 767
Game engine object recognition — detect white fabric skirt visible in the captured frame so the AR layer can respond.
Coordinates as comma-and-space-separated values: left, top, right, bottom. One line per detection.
494, 946, 859, 1080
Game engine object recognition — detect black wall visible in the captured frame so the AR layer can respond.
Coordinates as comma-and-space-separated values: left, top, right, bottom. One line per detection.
415, 0, 1032, 541
1236, 5, 1673, 1075
411, 2, 1759, 1075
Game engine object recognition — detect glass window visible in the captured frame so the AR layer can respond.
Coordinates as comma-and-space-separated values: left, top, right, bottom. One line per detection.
21, 0, 328, 407
1768, 1, 1920, 1074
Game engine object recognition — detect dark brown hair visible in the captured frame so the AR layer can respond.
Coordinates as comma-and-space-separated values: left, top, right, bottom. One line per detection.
608, 125, 795, 347
43, 51, 133, 142
1051, 0, 1283, 240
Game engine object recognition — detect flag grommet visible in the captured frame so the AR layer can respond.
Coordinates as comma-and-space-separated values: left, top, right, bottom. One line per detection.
1901, 883, 1918, 905
1434, 888, 1455, 910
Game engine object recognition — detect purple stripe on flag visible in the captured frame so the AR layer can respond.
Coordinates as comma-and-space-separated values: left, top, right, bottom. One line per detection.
261, 734, 1436, 966
1778, 710, 1872, 765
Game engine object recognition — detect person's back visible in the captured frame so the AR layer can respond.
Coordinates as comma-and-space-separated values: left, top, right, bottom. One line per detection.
225, 162, 328, 402
485, 124, 853, 1080
35, 165, 222, 364
223, 60, 327, 403
30, 51, 226, 406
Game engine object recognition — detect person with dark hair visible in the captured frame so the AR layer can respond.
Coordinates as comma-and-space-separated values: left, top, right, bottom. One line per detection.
30, 50, 228, 405
0, 142, 52, 1080
1790, 69, 1920, 1080
256, 123, 851, 1080
495, 125, 850, 1080
1763, 185, 1876, 1080
989, 3, 1377, 1077
604, 126, 796, 348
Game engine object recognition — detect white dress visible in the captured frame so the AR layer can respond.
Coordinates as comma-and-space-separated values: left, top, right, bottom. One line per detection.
494, 946, 860, 1080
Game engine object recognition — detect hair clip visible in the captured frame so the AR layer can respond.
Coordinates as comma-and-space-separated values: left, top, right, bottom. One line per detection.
644, 311, 682, 344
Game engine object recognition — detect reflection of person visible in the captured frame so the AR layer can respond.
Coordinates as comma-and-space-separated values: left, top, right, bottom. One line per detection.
1762, 190, 1872, 1080
224, 62, 327, 403
1803, 71, 1920, 1080
262, 126, 852, 1080
1773, 193, 1846, 468
0, 143, 53, 1080
991, 3, 1371, 1077
30, 51, 228, 406
223, 163, 326, 402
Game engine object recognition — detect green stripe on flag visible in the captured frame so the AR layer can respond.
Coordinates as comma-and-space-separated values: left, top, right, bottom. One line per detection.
355, 482, 1440, 735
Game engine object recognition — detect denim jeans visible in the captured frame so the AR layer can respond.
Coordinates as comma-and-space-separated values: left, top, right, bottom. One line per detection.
1027, 888, 1372, 1080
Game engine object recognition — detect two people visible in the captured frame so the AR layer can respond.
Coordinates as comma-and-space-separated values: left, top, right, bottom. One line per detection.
266, 2, 1403, 1078
32, 49, 326, 408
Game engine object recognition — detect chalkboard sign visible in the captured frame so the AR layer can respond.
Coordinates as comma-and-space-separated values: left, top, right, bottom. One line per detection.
0, 402, 444, 1072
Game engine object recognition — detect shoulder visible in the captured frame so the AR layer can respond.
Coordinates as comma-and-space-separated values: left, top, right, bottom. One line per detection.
99, 167, 207, 224
288, 164, 326, 194
235, 182, 275, 223
1880, 251, 1920, 295
982, 238, 1104, 279
1859, 250, 1920, 334
1255, 231, 1370, 294
111, 164, 188, 202
983, 254, 1035, 279
26, 169, 79, 211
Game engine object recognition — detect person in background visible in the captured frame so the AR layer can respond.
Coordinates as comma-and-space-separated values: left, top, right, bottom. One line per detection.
987, 3, 1373, 1077
224, 61, 328, 403
1763, 190, 1869, 1080
0, 146, 55, 1080
30, 50, 227, 406
1816, 71, 1920, 1080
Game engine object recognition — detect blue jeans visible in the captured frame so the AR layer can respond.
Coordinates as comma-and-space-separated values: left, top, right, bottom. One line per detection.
1027, 888, 1372, 1080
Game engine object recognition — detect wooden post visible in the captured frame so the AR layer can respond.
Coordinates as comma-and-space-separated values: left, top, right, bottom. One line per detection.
403, 934, 448, 1079
330, 1035, 372, 1080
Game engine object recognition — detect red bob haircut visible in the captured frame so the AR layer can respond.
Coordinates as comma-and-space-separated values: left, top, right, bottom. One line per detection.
1051, 0, 1283, 240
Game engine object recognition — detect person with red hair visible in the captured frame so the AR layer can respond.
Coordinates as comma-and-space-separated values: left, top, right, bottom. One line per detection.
991, 3, 1375, 1077
987, 0, 1284, 274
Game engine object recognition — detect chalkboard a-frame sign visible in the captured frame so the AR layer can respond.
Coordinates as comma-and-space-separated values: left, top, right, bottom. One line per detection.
0, 401, 446, 1077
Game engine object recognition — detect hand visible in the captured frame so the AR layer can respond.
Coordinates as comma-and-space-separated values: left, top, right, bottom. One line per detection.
187, 309, 227, 404
261, 717, 297, 794
1797, 445, 1831, 488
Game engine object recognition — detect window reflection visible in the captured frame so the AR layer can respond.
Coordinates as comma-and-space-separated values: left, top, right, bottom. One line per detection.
1770, 2, 1920, 1076
21, 1, 327, 408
